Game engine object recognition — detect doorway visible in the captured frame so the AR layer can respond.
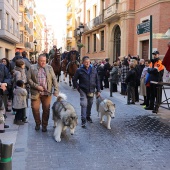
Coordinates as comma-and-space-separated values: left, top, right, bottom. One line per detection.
113, 25, 121, 61
142, 40, 149, 60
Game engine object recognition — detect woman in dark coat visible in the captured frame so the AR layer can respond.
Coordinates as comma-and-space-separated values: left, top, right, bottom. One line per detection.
109, 62, 119, 97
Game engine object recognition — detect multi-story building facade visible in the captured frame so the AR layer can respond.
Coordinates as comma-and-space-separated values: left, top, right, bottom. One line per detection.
33, 13, 43, 56
77, 0, 170, 63
0, 0, 19, 59
16, 0, 33, 57
46, 25, 55, 53
66, 0, 76, 51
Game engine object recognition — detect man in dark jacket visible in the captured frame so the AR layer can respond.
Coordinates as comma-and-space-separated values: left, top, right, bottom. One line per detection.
73, 56, 100, 127
104, 58, 111, 88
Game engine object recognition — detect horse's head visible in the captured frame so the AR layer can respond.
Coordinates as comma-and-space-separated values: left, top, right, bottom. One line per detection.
54, 49, 61, 60
70, 52, 76, 62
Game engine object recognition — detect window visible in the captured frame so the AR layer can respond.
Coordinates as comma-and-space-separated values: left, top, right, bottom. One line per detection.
101, 30, 104, 51
11, 18, 14, 34
16, 23, 19, 36
94, 5, 97, 18
87, 36, 90, 53
19, 31, 23, 43
93, 34, 96, 52
6, 13, 9, 30
87, 10, 90, 22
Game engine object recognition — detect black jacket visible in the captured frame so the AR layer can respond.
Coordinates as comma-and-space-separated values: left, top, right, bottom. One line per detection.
125, 68, 137, 86
148, 58, 164, 82
73, 65, 100, 93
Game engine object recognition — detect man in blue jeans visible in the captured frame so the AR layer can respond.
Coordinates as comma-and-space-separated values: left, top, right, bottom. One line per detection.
73, 56, 100, 127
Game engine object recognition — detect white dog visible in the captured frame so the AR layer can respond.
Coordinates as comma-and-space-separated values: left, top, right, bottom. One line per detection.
96, 97, 116, 129
52, 93, 78, 142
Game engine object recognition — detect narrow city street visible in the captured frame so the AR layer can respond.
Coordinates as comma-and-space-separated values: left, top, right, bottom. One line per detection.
12, 76, 170, 170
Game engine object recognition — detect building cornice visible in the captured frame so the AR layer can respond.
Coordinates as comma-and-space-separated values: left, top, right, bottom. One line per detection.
135, 0, 170, 14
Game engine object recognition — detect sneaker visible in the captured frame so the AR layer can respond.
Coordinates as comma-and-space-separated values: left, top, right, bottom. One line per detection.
35, 124, 40, 131
86, 117, 93, 123
81, 119, 86, 128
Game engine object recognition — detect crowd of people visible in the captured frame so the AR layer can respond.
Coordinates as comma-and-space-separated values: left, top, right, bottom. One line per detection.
0, 44, 166, 131
89, 51, 164, 114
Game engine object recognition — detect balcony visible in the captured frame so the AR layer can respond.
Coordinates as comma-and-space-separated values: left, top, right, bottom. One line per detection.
24, 12, 32, 22
104, 2, 121, 22
74, 29, 78, 37
84, 14, 104, 32
24, 25, 31, 35
24, 42, 31, 49
0, 23, 19, 43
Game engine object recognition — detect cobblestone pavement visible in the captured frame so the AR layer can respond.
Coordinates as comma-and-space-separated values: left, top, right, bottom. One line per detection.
12, 80, 170, 170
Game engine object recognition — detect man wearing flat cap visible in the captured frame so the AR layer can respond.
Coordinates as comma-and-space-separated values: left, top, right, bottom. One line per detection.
145, 50, 164, 113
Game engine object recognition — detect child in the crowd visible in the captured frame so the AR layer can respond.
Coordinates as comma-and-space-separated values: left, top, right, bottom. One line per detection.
13, 80, 27, 125
125, 63, 137, 104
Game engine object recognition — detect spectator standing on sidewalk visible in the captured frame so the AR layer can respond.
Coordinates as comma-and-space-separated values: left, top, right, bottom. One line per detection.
109, 62, 119, 97
134, 58, 145, 102
13, 59, 28, 122
125, 63, 137, 105
120, 58, 129, 95
97, 61, 105, 90
1, 58, 13, 110
13, 80, 27, 125
145, 51, 164, 113
27, 54, 59, 132
73, 56, 100, 128
139, 60, 151, 106
104, 58, 111, 88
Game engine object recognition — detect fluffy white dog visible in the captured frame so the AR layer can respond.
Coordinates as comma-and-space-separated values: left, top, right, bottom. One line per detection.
96, 97, 116, 129
52, 93, 78, 142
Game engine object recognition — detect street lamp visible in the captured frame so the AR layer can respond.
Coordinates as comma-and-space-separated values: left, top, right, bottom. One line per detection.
76, 24, 84, 59
33, 40, 37, 61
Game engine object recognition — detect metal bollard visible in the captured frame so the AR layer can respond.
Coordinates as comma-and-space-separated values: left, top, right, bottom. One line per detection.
0, 142, 13, 170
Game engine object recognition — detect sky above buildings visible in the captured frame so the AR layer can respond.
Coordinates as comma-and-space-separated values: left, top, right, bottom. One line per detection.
35, 0, 67, 46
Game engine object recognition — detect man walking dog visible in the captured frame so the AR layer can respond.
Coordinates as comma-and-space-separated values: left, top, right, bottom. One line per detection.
73, 56, 100, 127
27, 54, 59, 132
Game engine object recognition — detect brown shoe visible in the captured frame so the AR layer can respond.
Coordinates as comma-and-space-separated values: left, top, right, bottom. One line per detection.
42, 126, 47, 132
35, 124, 40, 131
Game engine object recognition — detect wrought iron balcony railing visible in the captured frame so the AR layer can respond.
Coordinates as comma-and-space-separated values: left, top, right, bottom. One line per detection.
84, 14, 104, 32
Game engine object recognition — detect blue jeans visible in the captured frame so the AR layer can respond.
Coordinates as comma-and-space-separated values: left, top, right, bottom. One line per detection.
79, 89, 94, 120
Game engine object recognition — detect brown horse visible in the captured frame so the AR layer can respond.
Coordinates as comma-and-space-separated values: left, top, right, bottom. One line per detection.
67, 53, 79, 87
61, 58, 68, 82
50, 49, 61, 82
